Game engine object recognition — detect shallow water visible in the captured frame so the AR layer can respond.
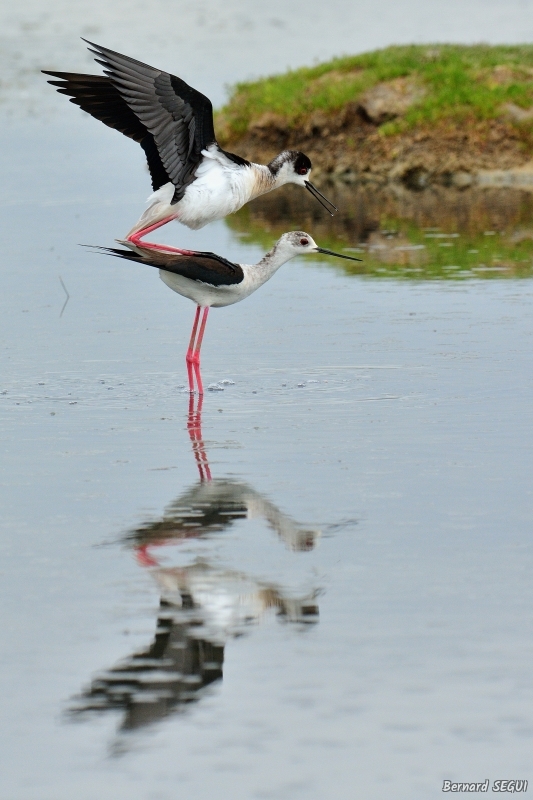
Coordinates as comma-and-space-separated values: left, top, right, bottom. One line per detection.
2, 114, 533, 799
231, 182, 533, 279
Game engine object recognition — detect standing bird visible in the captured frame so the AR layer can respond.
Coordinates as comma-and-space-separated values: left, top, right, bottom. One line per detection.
92, 231, 361, 394
43, 41, 338, 252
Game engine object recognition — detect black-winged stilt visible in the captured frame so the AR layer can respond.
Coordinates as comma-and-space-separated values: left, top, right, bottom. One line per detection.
92, 232, 361, 394
43, 41, 338, 251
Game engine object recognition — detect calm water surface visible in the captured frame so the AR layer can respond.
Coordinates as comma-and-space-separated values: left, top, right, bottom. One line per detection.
2, 116, 533, 800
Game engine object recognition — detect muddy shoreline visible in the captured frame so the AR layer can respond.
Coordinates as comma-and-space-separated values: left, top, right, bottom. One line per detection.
219, 109, 533, 190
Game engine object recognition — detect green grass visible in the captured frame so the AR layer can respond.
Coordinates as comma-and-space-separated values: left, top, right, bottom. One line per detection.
217, 44, 533, 139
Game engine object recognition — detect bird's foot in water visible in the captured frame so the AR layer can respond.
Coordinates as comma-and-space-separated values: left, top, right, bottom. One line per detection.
186, 351, 203, 395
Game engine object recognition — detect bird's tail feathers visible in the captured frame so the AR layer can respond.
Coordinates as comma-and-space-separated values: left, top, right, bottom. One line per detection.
80, 242, 183, 270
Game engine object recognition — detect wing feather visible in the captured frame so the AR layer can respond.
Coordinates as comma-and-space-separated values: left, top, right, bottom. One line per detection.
44, 42, 250, 200
83, 40, 216, 201
42, 70, 170, 191
90, 245, 245, 287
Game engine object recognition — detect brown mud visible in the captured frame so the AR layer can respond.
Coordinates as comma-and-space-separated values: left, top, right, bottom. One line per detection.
219, 109, 533, 189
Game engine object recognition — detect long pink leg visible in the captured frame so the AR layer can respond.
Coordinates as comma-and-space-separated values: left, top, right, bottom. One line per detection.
191, 307, 210, 396
186, 306, 201, 393
127, 215, 195, 255
127, 216, 174, 244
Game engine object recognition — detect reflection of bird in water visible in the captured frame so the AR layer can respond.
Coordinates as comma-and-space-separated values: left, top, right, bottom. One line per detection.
130, 395, 321, 561
69, 399, 323, 733
43, 40, 337, 249
91, 232, 360, 393
70, 603, 225, 732
130, 477, 321, 566
70, 566, 318, 731
155, 562, 319, 633
70, 559, 318, 731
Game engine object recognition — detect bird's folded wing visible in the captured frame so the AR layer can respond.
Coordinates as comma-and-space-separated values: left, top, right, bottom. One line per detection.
83, 40, 217, 201
92, 245, 245, 287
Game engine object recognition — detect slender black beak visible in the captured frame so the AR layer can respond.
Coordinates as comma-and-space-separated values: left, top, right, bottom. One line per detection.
305, 181, 338, 215
315, 247, 362, 262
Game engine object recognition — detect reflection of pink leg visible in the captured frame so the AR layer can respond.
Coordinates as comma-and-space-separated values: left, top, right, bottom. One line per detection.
201, 456, 212, 482
187, 393, 212, 482
186, 307, 201, 393
196, 393, 212, 481
127, 215, 195, 255
135, 542, 162, 567
192, 307, 209, 396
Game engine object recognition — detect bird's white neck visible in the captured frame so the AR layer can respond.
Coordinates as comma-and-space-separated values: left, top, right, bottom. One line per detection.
248, 164, 277, 200
253, 239, 296, 283
248, 162, 302, 199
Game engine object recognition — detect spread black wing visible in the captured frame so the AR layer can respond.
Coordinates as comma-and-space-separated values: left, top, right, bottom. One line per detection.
90, 245, 245, 287
42, 71, 170, 192
43, 41, 248, 201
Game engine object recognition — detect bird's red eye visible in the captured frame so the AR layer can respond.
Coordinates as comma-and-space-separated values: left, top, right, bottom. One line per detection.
298, 168, 308, 175
300, 238, 309, 245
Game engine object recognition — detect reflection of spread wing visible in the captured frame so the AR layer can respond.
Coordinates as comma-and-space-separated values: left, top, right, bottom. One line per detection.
92, 245, 245, 287
43, 41, 249, 200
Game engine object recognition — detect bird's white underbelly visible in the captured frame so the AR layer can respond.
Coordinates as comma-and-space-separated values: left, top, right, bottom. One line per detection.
159, 270, 253, 308
128, 149, 268, 236
176, 155, 258, 230
159, 255, 280, 307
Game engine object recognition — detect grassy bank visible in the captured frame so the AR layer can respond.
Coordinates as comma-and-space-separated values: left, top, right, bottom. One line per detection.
216, 45, 533, 183
218, 44, 533, 136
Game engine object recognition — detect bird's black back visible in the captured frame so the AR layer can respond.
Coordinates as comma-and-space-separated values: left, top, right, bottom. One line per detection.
92, 244, 245, 287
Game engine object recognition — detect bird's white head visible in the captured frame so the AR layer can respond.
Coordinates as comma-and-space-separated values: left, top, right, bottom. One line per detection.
275, 231, 363, 264
267, 151, 338, 216
268, 151, 312, 187
277, 231, 319, 256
